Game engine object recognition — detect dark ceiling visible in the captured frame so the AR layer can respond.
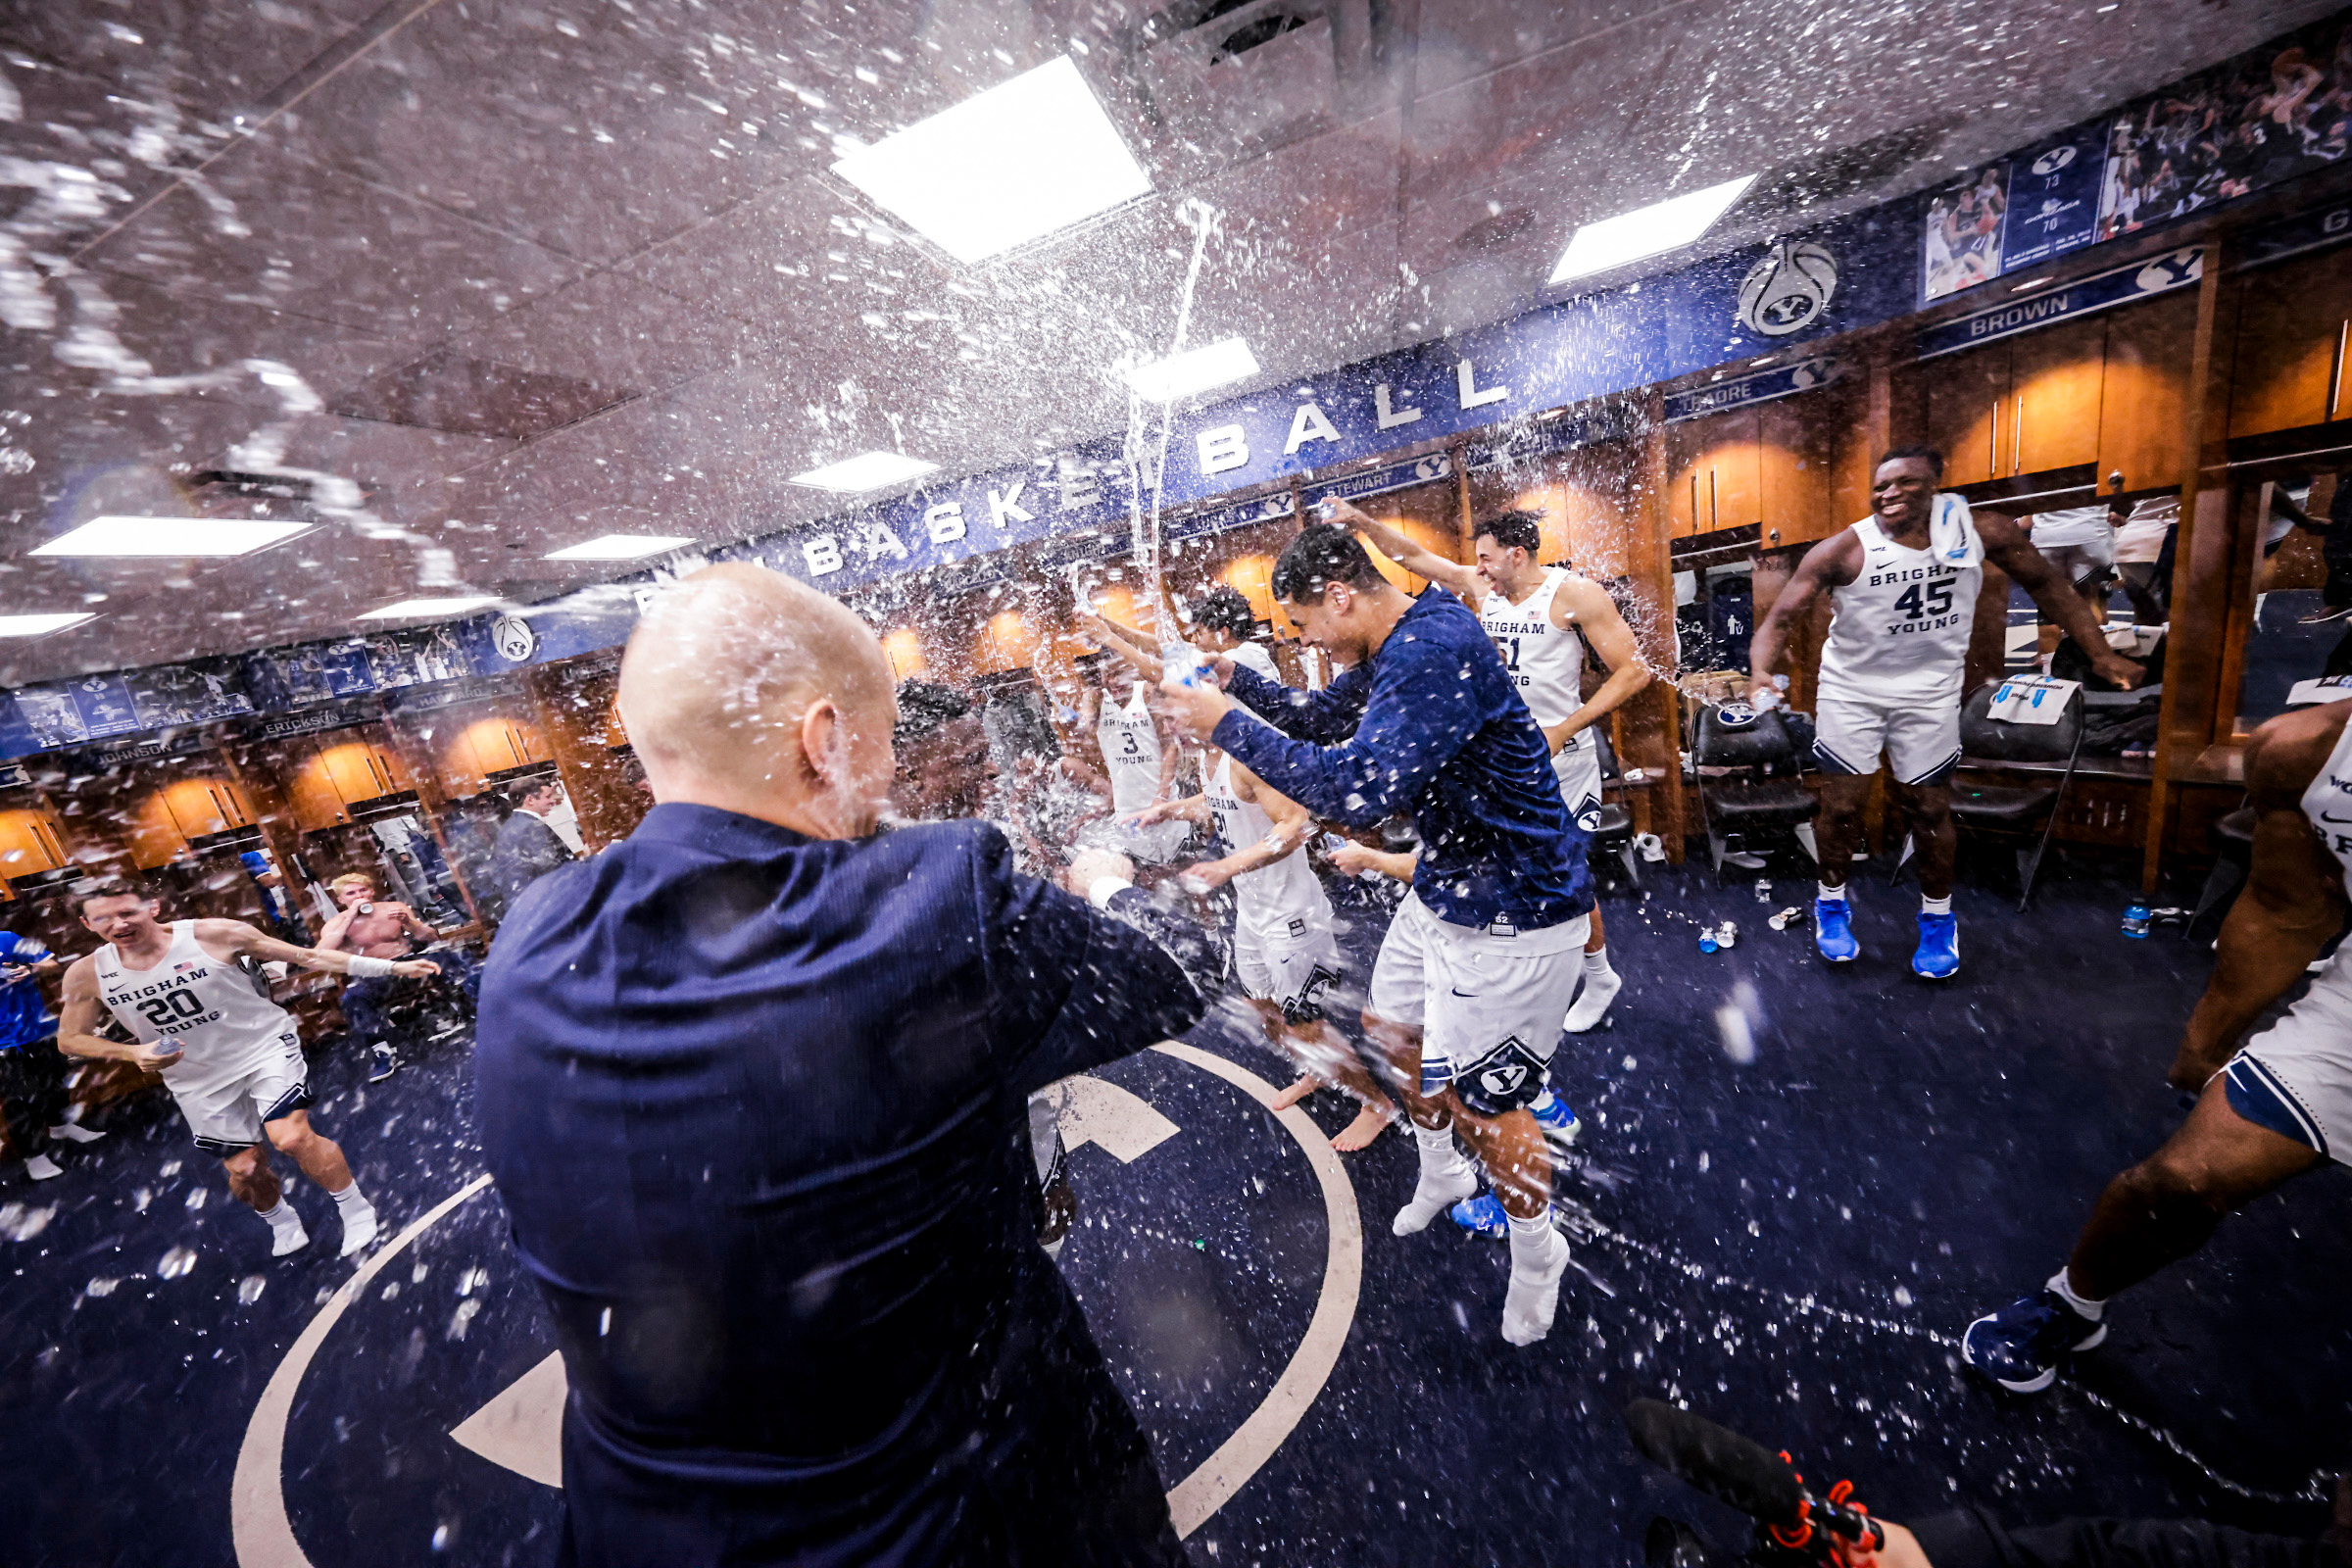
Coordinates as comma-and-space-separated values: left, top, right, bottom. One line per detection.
0, 0, 2336, 684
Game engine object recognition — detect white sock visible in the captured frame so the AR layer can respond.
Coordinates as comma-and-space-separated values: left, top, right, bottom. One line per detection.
1506, 1209, 1553, 1249
1923, 895, 1953, 916
258, 1200, 301, 1229
2048, 1268, 2105, 1320
1582, 947, 1613, 979
1412, 1123, 1468, 1174
327, 1182, 371, 1213
1818, 882, 1847, 903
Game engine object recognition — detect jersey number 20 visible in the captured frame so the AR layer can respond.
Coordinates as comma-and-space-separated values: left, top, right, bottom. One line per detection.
136, 990, 208, 1030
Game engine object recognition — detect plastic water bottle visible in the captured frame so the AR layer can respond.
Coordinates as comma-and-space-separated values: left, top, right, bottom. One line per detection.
1163, 642, 1209, 689
1697, 928, 1720, 955
2122, 902, 2152, 939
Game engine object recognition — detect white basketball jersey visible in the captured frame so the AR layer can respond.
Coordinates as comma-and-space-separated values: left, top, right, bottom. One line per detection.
1099, 686, 1163, 813
2300, 710, 2352, 901
1228, 641, 1280, 682
1481, 568, 1588, 727
1816, 514, 1984, 704
95, 921, 300, 1094
1206, 753, 1333, 943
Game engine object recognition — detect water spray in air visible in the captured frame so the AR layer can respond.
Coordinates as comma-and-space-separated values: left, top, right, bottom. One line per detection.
1120, 196, 1221, 684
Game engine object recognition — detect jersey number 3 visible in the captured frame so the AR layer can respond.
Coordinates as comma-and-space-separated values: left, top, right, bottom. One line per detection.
136, 990, 208, 1030
1892, 580, 1954, 621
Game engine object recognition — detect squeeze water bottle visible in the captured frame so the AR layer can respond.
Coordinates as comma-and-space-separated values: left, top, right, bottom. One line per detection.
2122, 902, 2152, 939
1163, 642, 1211, 689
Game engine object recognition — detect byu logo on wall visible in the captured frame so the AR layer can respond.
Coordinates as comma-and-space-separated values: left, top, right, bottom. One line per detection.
2030, 145, 2078, 176
491, 615, 538, 663
1738, 241, 1838, 337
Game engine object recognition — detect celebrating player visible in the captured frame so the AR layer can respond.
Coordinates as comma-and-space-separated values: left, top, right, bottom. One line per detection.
1963, 697, 2352, 1391
1158, 523, 1592, 1346
1747, 447, 2141, 978
1338, 498, 1651, 1034
58, 882, 439, 1258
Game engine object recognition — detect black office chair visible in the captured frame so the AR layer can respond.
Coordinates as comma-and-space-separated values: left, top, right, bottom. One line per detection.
1690, 704, 1820, 881
2183, 806, 2256, 942
1949, 680, 2085, 911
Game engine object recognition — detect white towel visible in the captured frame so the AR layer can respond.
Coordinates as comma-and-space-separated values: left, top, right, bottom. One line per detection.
1931, 491, 1983, 567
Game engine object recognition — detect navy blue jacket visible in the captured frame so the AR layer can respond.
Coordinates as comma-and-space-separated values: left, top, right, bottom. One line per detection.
1213, 587, 1590, 931
475, 805, 1204, 1567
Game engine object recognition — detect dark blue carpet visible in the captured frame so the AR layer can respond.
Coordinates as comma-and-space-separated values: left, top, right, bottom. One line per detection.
2, 858, 2343, 1567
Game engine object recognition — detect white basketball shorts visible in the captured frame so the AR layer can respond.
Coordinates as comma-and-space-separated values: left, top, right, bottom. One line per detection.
168, 1033, 310, 1156
1365, 890, 1588, 1115
1233, 911, 1347, 1023
1554, 729, 1605, 831
2221, 951, 2352, 1166
1812, 689, 1963, 788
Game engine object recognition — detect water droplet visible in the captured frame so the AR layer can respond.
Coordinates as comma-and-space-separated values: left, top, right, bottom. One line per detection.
184, 1187, 207, 1209
157, 1246, 198, 1279
85, 1276, 120, 1298
238, 1275, 268, 1304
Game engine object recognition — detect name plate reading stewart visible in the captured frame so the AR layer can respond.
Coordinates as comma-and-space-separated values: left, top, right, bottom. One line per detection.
1661, 359, 1844, 424
1299, 452, 1453, 509
1916, 247, 2202, 360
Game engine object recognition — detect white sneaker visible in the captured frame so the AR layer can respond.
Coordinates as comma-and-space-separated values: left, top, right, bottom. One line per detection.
1392, 1160, 1478, 1236
1501, 1225, 1571, 1346
270, 1217, 312, 1257
337, 1203, 380, 1258
47, 1122, 104, 1145
24, 1153, 62, 1181
1564, 970, 1623, 1033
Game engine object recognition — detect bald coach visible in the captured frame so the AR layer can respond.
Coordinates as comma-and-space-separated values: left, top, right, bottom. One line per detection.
474, 564, 1206, 1567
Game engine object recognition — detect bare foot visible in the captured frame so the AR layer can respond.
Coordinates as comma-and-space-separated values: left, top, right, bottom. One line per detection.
1269, 1076, 1320, 1112
1331, 1104, 1393, 1152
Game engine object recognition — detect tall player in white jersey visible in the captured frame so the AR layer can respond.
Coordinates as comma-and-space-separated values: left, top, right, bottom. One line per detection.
1963, 699, 2352, 1391
58, 883, 439, 1258
1337, 501, 1652, 1033
1748, 448, 2139, 979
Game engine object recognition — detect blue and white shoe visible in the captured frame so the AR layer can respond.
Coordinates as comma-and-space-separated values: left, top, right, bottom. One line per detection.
1531, 1092, 1583, 1153
1450, 1193, 1509, 1239
1962, 1288, 2107, 1392
1814, 898, 1859, 963
1912, 910, 1960, 980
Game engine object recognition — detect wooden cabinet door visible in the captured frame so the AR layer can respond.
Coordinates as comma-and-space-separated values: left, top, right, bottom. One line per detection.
2228, 251, 2352, 438
1704, 411, 1764, 534
0, 808, 65, 878
2008, 316, 2105, 476
1663, 421, 1708, 537
1756, 396, 1835, 546
2097, 291, 2196, 493
1923, 342, 2008, 486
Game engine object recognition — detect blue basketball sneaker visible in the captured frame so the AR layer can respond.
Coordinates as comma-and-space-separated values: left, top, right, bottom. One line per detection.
1814, 897, 1858, 962
1913, 909, 1960, 979
1450, 1193, 1509, 1239
1962, 1286, 2107, 1392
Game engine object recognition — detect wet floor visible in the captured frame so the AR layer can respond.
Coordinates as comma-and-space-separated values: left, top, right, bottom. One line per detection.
3, 858, 2344, 1568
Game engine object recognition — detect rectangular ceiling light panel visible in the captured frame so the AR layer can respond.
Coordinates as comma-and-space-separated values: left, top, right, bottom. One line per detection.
1548, 174, 1757, 285
31, 515, 313, 558
543, 534, 696, 561
788, 452, 938, 493
359, 596, 498, 621
0, 612, 95, 636
1123, 337, 1259, 403
832, 56, 1152, 264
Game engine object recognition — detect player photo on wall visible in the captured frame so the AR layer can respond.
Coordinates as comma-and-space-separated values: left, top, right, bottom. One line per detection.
1922, 163, 2011, 301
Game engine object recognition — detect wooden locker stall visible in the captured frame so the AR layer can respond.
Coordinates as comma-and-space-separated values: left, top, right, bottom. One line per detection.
1468, 437, 1645, 576
1918, 297, 2192, 493
2228, 245, 2352, 438
1664, 410, 1762, 538
524, 656, 650, 851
